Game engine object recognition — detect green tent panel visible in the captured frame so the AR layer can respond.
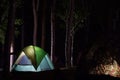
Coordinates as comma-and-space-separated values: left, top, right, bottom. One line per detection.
12, 45, 54, 72
34, 46, 47, 68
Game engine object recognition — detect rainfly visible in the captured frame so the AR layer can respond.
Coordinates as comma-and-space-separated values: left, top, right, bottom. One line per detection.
12, 45, 54, 72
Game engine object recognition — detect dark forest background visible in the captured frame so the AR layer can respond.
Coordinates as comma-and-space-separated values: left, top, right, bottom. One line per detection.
0, 0, 120, 76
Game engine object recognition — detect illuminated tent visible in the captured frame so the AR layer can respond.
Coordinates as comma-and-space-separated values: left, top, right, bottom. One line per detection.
12, 45, 54, 72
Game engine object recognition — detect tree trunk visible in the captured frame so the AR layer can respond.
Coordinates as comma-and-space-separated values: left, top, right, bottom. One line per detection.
33, 0, 39, 45
3, 0, 16, 73
65, 0, 74, 68
41, 0, 46, 49
24, 0, 33, 47
21, 25, 24, 48
51, 0, 56, 62
71, 32, 74, 66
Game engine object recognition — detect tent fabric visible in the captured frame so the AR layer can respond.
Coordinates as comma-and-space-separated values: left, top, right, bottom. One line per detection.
37, 54, 54, 71
15, 51, 32, 65
12, 45, 54, 72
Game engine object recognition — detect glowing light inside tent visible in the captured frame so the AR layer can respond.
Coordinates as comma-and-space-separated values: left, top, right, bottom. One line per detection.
15, 51, 28, 64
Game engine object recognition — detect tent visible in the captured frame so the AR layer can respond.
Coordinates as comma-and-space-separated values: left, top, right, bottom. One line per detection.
12, 45, 54, 72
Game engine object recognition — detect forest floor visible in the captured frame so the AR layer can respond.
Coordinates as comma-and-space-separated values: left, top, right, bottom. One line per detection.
0, 68, 120, 80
